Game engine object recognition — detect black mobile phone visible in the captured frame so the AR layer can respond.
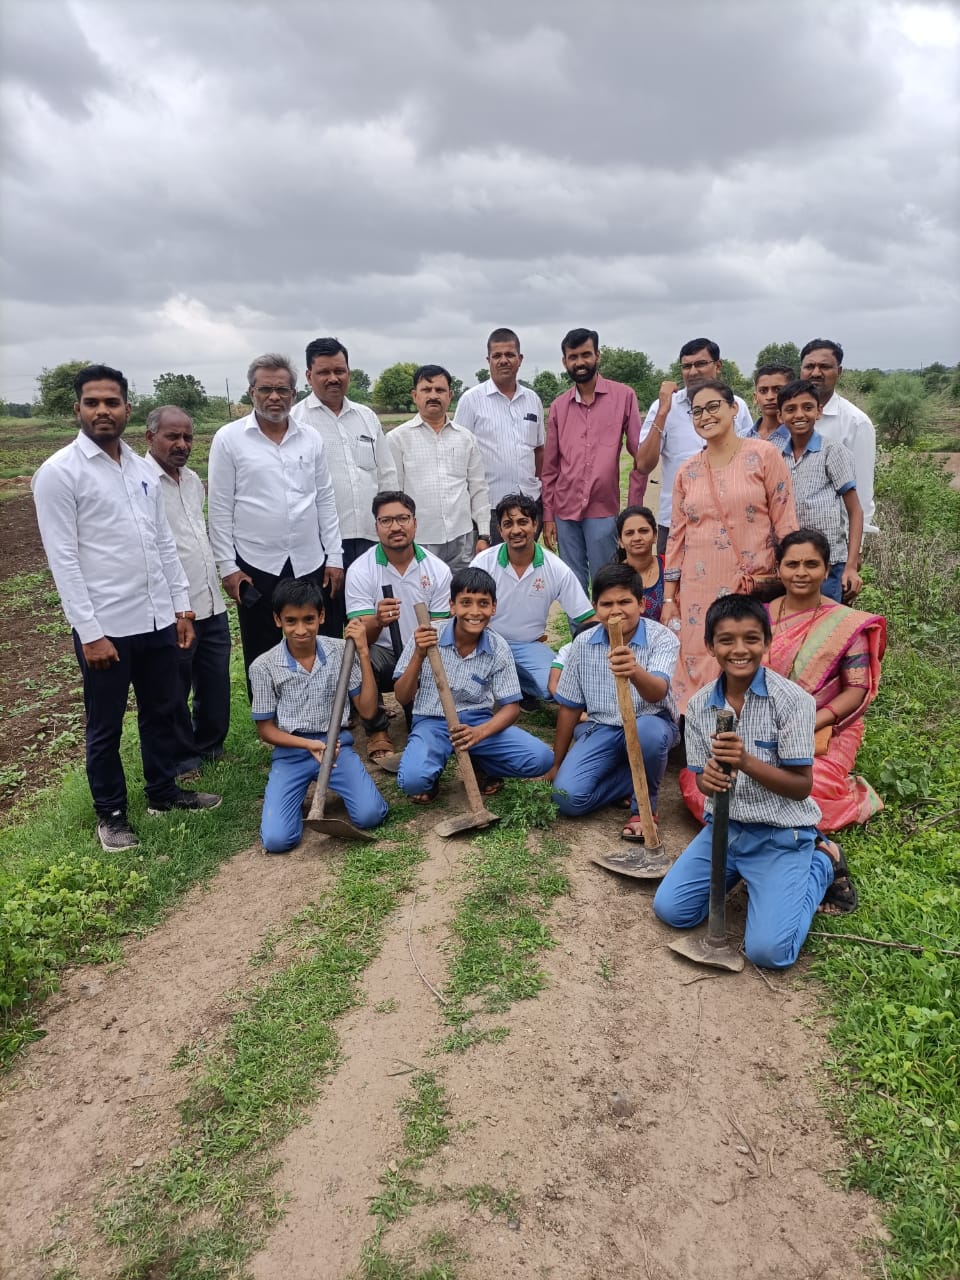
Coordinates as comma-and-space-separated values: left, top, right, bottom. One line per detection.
239, 580, 262, 608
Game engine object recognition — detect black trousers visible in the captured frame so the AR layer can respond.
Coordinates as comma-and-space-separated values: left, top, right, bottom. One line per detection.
359, 642, 413, 735
235, 555, 326, 695
73, 625, 183, 818
321, 537, 375, 639
171, 611, 232, 771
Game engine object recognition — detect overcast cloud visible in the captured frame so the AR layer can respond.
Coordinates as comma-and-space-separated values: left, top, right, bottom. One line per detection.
1, 0, 958, 405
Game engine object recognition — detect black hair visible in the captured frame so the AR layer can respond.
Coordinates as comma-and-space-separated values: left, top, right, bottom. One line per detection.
775, 527, 831, 569
305, 337, 349, 367
561, 328, 599, 355
450, 567, 497, 603
777, 378, 822, 410
800, 338, 843, 365
704, 594, 772, 645
753, 362, 796, 383
74, 364, 129, 401
679, 338, 720, 363
272, 577, 326, 614
615, 505, 658, 557
690, 379, 735, 408
591, 563, 644, 605
372, 490, 416, 517
487, 328, 520, 353
495, 492, 539, 524
412, 364, 451, 389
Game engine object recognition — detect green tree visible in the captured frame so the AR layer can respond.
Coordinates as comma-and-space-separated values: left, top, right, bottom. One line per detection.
754, 341, 801, 376
449, 374, 464, 403
1, 402, 34, 418
870, 373, 929, 446
919, 361, 950, 394
474, 367, 490, 383
596, 347, 662, 409
531, 370, 564, 407
349, 369, 372, 402
153, 372, 208, 415
37, 360, 92, 416
373, 362, 418, 413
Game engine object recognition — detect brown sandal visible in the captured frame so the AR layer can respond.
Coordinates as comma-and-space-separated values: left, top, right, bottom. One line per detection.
366, 730, 395, 763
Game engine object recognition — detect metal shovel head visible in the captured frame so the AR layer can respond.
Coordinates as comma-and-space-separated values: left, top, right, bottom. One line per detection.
433, 806, 500, 838
375, 752, 403, 775
303, 814, 376, 842
591, 846, 672, 881
669, 928, 744, 972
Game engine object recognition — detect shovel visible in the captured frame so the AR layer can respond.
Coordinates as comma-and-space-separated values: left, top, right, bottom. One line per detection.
591, 618, 672, 880
303, 636, 376, 842
413, 602, 500, 839
668, 708, 744, 971
373, 586, 406, 775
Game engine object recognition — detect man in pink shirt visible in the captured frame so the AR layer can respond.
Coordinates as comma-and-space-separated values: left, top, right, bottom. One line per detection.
541, 328, 642, 592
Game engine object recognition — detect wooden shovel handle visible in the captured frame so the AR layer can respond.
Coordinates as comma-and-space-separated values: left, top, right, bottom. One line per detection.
608, 619, 659, 845
413, 603, 486, 813
307, 636, 356, 821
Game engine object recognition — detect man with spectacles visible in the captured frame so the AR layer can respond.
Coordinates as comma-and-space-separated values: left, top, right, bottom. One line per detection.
207, 353, 343, 683
632, 338, 753, 554
343, 491, 451, 762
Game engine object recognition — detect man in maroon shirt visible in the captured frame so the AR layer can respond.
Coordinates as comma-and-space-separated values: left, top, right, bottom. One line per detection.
541, 328, 642, 593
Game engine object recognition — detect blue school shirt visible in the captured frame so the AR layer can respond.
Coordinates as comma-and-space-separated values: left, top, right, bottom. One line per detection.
249, 637, 361, 734
554, 618, 679, 724
393, 621, 522, 718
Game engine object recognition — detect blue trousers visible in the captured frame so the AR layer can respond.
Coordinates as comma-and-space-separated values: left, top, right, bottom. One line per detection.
552, 714, 678, 816
556, 516, 618, 594
173, 611, 232, 772
398, 708, 553, 795
260, 731, 388, 853
508, 640, 556, 701
822, 561, 845, 602
653, 820, 834, 969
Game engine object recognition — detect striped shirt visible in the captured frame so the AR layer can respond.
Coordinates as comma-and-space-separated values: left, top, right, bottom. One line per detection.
454, 380, 544, 504
394, 620, 521, 718
387, 416, 491, 543
470, 543, 594, 643
554, 619, 679, 725
249, 636, 361, 734
780, 431, 856, 563
685, 666, 821, 828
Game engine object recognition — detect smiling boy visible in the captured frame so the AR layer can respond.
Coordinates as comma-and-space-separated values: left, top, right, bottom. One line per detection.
777, 378, 863, 601
393, 567, 553, 801
653, 595, 846, 969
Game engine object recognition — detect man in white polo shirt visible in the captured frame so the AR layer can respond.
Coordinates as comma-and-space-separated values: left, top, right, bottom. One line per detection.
454, 327, 544, 542
633, 338, 753, 554
344, 490, 451, 761
471, 492, 595, 704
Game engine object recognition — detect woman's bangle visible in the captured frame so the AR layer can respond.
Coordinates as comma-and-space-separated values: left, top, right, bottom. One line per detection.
663, 596, 676, 604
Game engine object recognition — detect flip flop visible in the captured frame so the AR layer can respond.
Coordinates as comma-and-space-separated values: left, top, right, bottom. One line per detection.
620, 811, 659, 843
816, 839, 859, 915
411, 780, 441, 805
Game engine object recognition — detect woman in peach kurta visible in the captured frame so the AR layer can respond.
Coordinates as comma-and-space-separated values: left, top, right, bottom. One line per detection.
660, 381, 797, 713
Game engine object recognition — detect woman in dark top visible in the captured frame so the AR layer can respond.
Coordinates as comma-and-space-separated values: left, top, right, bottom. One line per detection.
614, 505, 664, 620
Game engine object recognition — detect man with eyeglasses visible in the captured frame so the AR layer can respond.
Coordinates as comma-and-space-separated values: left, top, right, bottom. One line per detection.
344, 491, 451, 762
632, 338, 753, 554
207, 353, 343, 683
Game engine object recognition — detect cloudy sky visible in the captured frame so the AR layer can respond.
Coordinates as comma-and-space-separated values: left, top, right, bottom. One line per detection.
1, 0, 958, 406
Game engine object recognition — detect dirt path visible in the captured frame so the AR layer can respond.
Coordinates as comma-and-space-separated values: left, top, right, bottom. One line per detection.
0, 768, 886, 1279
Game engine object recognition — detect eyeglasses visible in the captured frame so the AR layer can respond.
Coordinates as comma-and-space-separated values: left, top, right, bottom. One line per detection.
376, 513, 414, 527
254, 385, 294, 397
680, 359, 714, 373
689, 399, 724, 420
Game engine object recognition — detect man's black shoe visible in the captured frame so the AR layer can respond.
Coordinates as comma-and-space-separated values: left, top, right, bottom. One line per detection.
147, 789, 223, 815
97, 812, 140, 852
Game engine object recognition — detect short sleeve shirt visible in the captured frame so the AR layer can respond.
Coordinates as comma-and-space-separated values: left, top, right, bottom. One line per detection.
249, 637, 361, 734
554, 619, 679, 724
470, 543, 594, 643
345, 543, 452, 650
393, 621, 522, 718
780, 431, 856, 563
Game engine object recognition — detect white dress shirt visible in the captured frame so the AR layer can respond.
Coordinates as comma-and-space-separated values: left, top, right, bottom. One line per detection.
815, 393, 878, 535
290, 393, 398, 541
31, 432, 191, 643
387, 416, 491, 544
145, 455, 226, 620
639, 388, 754, 528
207, 412, 343, 577
454, 380, 545, 505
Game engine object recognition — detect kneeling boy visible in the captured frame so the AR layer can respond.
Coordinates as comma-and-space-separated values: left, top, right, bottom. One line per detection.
250, 579, 388, 853
653, 595, 840, 969
394, 567, 553, 800
549, 564, 680, 835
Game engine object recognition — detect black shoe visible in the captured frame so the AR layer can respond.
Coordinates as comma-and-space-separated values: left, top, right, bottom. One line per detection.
519, 694, 542, 713
97, 812, 140, 851
147, 788, 222, 815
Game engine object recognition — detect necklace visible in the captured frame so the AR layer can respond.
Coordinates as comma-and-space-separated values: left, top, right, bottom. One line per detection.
705, 437, 742, 470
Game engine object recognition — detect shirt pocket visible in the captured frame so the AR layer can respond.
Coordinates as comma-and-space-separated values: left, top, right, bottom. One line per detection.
356, 435, 378, 472
442, 441, 470, 479
281, 455, 310, 494
753, 738, 778, 763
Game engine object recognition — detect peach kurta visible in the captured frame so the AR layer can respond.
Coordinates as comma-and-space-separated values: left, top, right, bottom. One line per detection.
665, 440, 797, 713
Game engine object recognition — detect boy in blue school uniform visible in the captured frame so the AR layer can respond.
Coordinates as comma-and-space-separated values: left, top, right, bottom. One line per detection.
393, 567, 553, 801
548, 564, 680, 837
250, 578, 388, 853
654, 594, 851, 969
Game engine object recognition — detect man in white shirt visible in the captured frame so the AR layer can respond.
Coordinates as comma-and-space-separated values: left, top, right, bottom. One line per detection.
387, 364, 491, 574
633, 338, 754, 554
290, 336, 398, 635
454, 328, 545, 542
800, 338, 878, 536
471, 492, 595, 703
32, 365, 221, 853
145, 405, 231, 775
207, 354, 343, 681
344, 490, 452, 761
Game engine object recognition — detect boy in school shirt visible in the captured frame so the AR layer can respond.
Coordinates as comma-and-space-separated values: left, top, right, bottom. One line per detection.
393, 567, 554, 801
250, 578, 388, 853
653, 595, 850, 969
548, 564, 680, 839
777, 379, 863, 602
